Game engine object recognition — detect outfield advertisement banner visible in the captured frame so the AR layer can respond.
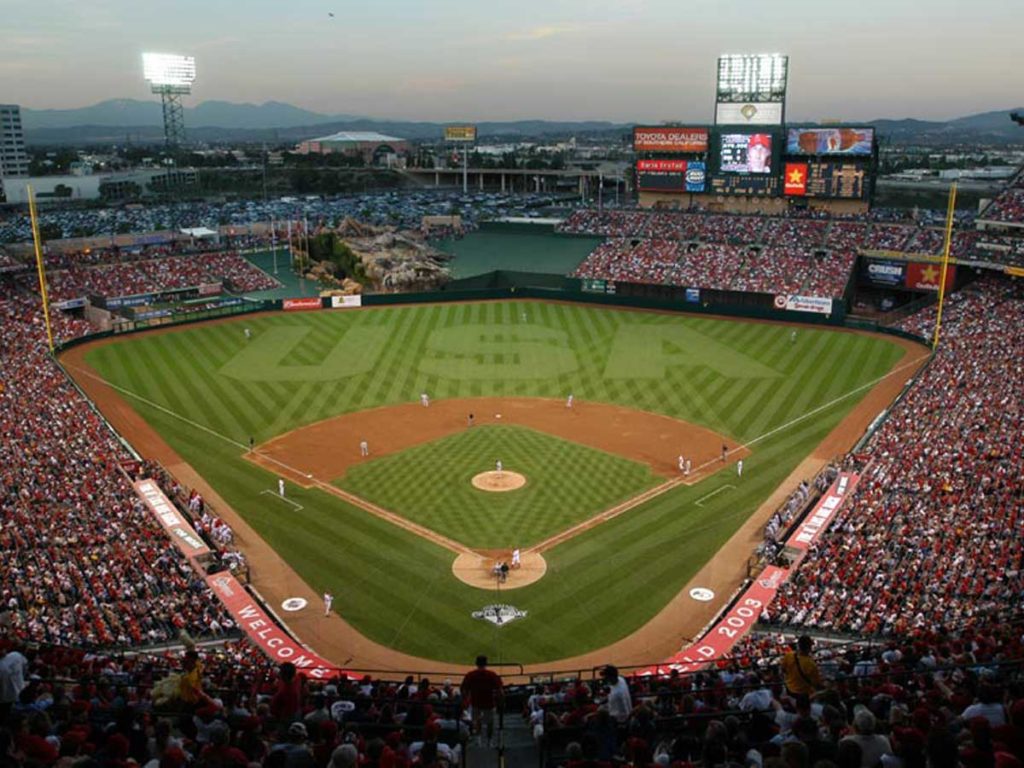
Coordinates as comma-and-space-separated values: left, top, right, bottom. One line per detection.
330, 295, 363, 309
773, 295, 833, 314
640, 565, 789, 675
205, 571, 338, 679
134, 479, 210, 558
905, 262, 956, 292
786, 472, 860, 553
283, 297, 323, 311
862, 258, 906, 286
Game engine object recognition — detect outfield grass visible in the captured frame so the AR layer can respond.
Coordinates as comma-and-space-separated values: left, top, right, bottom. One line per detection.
82, 301, 908, 663
339, 425, 659, 548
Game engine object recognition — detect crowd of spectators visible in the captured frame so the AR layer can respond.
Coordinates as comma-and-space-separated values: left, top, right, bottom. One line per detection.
560, 208, 1024, 273
528, 620, 1023, 768
24, 251, 280, 303
979, 169, 1024, 225
767, 275, 1023, 637
573, 239, 854, 298
0, 279, 234, 648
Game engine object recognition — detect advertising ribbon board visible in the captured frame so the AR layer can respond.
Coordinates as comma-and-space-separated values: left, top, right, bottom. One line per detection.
205, 571, 340, 679
135, 479, 210, 558
638, 565, 789, 675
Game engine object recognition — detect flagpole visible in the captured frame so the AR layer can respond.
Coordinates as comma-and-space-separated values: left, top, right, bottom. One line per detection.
931, 182, 957, 351
28, 186, 56, 354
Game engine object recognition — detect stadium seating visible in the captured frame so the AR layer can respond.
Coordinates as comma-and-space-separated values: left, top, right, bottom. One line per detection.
31, 251, 280, 302
0, 280, 234, 648
767, 276, 1023, 636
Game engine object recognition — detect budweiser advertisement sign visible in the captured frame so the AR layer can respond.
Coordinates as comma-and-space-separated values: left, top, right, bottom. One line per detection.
634, 127, 709, 154
283, 297, 322, 311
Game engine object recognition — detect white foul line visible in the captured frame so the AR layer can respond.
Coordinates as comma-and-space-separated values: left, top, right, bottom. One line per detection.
694, 484, 735, 507
259, 489, 304, 511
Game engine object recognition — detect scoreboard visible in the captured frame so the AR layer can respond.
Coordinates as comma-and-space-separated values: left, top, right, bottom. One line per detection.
710, 174, 779, 196
784, 160, 868, 199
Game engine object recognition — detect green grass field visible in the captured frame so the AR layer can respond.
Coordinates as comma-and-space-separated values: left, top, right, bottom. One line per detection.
340, 425, 658, 548
82, 300, 908, 664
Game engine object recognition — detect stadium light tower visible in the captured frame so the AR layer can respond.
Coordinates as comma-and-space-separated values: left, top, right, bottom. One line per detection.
143, 53, 196, 148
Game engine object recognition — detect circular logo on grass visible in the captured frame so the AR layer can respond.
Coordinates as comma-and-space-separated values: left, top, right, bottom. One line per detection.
281, 597, 308, 612
689, 588, 715, 602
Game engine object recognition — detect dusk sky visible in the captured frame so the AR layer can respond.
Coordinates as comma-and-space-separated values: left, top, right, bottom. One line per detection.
4, 0, 1021, 122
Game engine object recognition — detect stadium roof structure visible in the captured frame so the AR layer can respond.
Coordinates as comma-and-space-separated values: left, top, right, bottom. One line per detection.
308, 131, 405, 143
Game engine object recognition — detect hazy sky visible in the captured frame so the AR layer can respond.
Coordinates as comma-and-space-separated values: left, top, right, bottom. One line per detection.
4, 0, 1021, 122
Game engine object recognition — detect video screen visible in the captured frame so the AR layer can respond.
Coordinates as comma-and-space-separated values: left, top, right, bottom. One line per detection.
786, 128, 873, 156
719, 133, 773, 174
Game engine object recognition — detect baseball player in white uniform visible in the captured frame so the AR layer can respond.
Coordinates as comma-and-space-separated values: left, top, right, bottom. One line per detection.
678, 455, 686, 473
511, 548, 521, 568
737, 459, 744, 477
278, 478, 285, 497
495, 459, 503, 474
359, 440, 369, 457
244, 328, 252, 340
420, 392, 430, 407
323, 592, 334, 616
566, 394, 574, 409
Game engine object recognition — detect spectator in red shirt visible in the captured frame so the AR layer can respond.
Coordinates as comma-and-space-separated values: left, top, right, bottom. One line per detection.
270, 662, 304, 724
459, 655, 503, 747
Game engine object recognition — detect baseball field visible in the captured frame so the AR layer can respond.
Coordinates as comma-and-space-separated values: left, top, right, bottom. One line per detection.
65, 300, 919, 668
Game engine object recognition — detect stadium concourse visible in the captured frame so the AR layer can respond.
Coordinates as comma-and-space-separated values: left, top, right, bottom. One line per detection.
1, 201, 1023, 767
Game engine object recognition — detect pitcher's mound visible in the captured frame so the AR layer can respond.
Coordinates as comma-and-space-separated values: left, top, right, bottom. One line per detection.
471, 470, 526, 492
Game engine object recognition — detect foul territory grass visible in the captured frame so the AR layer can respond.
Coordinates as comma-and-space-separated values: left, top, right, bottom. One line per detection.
339, 424, 659, 548
81, 300, 910, 664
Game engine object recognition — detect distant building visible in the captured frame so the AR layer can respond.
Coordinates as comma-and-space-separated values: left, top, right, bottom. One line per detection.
0, 104, 30, 201
294, 131, 410, 165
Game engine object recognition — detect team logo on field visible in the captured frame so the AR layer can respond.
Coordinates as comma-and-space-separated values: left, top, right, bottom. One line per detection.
689, 588, 715, 602
281, 598, 308, 612
472, 604, 527, 626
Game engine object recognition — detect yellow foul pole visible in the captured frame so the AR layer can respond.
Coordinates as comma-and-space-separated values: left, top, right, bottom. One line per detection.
28, 186, 56, 354
931, 182, 957, 350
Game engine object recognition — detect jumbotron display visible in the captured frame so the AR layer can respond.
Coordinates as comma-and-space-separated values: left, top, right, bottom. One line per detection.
719, 133, 773, 174
786, 128, 874, 156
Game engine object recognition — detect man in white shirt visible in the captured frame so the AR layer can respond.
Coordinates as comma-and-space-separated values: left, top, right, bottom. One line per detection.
739, 674, 774, 711
0, 647, 29, 716
601, 665, 632, 723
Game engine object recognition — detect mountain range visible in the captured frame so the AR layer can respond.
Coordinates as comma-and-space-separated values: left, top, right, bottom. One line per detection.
17, 99, 1024, 146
